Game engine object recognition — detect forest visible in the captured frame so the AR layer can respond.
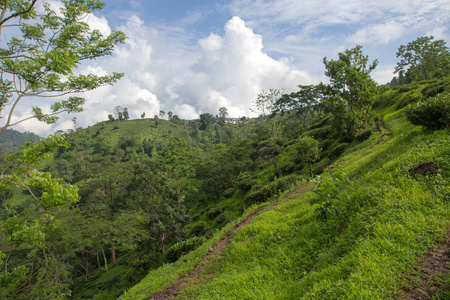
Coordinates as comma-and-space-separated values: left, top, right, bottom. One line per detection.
1, 1, 450, 299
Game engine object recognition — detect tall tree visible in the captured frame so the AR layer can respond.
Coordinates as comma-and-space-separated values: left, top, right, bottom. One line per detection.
395, 36, 450, 82
0, 1, 125, 296
113, 106, 124, 122
273, 84, 326, 128
0, 0, 126, 134
323, 45, 378, 129
251, 89, 282, 117
123, 107, 129, 120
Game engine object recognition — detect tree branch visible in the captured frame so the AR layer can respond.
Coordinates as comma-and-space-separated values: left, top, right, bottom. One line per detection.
0, 0, 38, 27
0, 177, 39, 202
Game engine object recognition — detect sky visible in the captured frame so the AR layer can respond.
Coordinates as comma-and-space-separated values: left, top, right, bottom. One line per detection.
6, 0, 450, 136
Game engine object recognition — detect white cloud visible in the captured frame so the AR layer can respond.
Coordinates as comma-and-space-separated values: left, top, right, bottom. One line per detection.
349, 21, 405, 45
372, 64, 396, 84
175, 16, 317, 118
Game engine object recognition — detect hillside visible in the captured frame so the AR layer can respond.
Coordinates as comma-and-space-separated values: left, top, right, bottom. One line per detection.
121, 81, 450, 299
0, 129, 41, 153
1, 78, 449, 299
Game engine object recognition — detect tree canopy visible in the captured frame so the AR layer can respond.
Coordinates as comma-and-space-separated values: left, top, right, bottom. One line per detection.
0, 0, 126, 133
395, 36, 450, 82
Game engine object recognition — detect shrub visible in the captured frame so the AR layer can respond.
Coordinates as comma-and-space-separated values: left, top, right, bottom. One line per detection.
244, 174, 302, 205
207, 207, 223, 219
330, 143, 349, 158
165, 236, 205, 263
355, 129, 372, 142
189, 221, 209, 237
405, 93, 450, 130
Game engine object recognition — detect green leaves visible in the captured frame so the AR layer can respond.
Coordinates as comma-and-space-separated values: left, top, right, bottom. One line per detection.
311, 168, 347, 220
405, 92, 450, 130
323, 45, 379, 129
395, 36, 450, 82
0, 0, 126, 132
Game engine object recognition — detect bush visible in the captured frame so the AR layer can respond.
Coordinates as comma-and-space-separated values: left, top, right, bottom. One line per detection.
207, 207, 223, 219
165, 236, 205, 263
189, 221, 209, 237
330, 143, 349, 158
355, 129, 372, 142
405, 93, 450, 130
244, 174, 302, 205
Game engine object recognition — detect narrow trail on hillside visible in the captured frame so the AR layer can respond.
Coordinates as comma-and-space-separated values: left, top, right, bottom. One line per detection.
148, 184, 310, 300
400, 229, 450, 300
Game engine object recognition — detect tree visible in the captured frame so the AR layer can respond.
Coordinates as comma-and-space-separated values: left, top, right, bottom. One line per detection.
199, 113, 214, 130
395, 36, 450, 82
141, 112, 145, 119
273, 84, 326, 128
251, 89, 282, 117
167, 111, 173, 121
323, 45, 378, 129
123, 107, 129, 120
0, 1, 125, 296
113, 106, 123, 122
298, 136, 320, 177
219, 107, 228, 119
0, 0, 126, 134
159, 110, 165, 119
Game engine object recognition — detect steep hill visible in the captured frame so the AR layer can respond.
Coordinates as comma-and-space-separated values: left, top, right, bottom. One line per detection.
121, 82, 450, 299
0, 129, 41, 153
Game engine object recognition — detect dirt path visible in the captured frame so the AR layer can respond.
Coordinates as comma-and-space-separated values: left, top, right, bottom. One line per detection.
400, 230, 450, 299
147, 184, 308, 300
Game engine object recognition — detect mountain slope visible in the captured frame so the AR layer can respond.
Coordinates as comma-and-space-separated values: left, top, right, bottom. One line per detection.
121, 90, 450, 299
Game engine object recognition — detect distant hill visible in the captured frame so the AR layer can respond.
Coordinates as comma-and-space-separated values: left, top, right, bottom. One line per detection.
0, 129, 41, 153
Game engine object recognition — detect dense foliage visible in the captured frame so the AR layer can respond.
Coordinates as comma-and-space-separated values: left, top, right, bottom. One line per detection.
405, 92, 450, 130
0, 129, 41, 153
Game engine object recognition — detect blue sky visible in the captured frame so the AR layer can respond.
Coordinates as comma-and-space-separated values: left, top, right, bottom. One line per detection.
9, 0, 450, 135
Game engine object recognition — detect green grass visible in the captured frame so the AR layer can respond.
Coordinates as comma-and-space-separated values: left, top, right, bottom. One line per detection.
121, 103, 450, 299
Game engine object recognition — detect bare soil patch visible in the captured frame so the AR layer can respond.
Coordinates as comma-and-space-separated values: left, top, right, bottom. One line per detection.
400, 230, 450, 299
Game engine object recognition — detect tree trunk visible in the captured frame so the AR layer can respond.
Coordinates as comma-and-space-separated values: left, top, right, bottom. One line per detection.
101, 248, 108, 271
96, 249, 101, 269
308, 162, 313, 178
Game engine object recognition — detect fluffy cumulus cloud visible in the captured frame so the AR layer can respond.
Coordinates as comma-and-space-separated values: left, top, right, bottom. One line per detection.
175, 17, 316, 118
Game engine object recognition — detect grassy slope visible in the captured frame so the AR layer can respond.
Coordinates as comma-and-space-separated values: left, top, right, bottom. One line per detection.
120, 93, 450, 299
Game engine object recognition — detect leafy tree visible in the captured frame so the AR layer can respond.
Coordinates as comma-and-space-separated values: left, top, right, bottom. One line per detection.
395, 36, 450, 82
219, 107, 228, 119
251, 89, 282, 117
0, 0, 126, 134
141, 112, 145, 119
168, 111, 173, 121
108, 114, 115, 122
298, 136, 320, 177
273, 84, 326, 129
0, 1, 125, 296
123, 107, 129, 120
199, 113, 214, 130
113, 106, 124, 122
323, 45, 378, 129
159, 110, 165, 119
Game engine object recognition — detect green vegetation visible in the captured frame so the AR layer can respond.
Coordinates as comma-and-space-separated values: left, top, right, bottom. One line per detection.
1, 14, 450, 299
122, 82, 450, 299
0, 129, 41, 153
